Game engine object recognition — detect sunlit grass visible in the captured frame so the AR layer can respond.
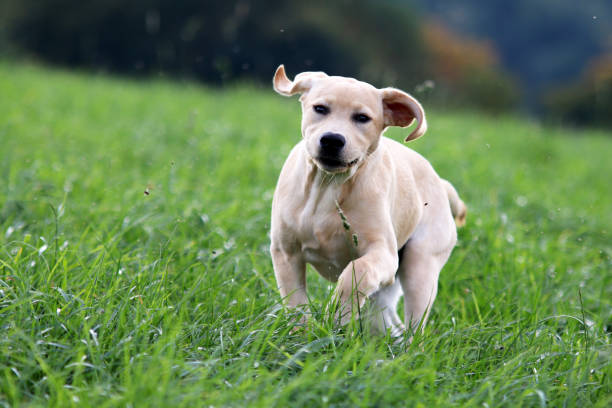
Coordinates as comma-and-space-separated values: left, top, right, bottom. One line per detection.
0, 61, 610, 407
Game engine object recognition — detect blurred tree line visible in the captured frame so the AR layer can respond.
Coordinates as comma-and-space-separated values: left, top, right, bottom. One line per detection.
415, 0, 612, 129
545, 55, 612, 128
7, 0, 607, 121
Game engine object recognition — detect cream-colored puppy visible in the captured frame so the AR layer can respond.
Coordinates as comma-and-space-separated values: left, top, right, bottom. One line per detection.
270, 65, 466, 337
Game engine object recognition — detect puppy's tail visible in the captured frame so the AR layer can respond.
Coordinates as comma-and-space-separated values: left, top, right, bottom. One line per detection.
441, 179, 467, 228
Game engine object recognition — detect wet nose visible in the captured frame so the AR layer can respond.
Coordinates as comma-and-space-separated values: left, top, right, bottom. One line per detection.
319, 132, 346, 155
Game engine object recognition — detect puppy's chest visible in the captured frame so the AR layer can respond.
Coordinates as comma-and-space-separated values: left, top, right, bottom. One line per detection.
293, 199, 355, 278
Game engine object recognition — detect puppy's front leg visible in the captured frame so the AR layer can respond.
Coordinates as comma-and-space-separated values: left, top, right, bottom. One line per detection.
270, 245, 307, 308
334, 245, 398, 325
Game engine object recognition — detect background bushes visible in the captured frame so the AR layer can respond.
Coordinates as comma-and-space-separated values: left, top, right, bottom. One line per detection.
2, 0, 611, 125
0, 0, 518, 112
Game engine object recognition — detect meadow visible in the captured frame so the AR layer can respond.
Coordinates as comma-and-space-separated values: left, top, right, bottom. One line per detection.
0, 61, 610, 407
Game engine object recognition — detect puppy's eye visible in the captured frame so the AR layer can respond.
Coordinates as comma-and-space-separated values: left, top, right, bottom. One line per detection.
353, 113, 371, 123
313, 105, 330, 115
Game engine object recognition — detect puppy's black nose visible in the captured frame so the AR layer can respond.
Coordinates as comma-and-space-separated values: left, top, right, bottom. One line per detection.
319, 132, 345, 155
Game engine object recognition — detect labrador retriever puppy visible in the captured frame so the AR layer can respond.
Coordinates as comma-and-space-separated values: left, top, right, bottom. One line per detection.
270, 65, 466, 337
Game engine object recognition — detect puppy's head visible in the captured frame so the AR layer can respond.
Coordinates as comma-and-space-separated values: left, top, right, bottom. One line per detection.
273, 65, 427, 174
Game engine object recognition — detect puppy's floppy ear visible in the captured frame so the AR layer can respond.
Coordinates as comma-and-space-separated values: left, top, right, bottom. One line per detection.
381, 88, 427, 141
273, 65, 327, 96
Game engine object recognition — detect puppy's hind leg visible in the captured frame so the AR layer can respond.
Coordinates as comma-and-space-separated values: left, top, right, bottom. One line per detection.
398, 244, 451, 335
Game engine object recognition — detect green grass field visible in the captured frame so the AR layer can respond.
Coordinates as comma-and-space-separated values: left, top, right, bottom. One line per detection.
1, 61, 611, 407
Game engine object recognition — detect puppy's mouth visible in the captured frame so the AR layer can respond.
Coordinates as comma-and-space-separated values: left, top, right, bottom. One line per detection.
315, 156, 360, 172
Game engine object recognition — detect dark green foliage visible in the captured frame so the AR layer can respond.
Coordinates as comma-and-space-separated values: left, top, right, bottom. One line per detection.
415, 0, 612, 101
545, 76, 612, 128
0, 0, 425, 88
0, 0, 523, 113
